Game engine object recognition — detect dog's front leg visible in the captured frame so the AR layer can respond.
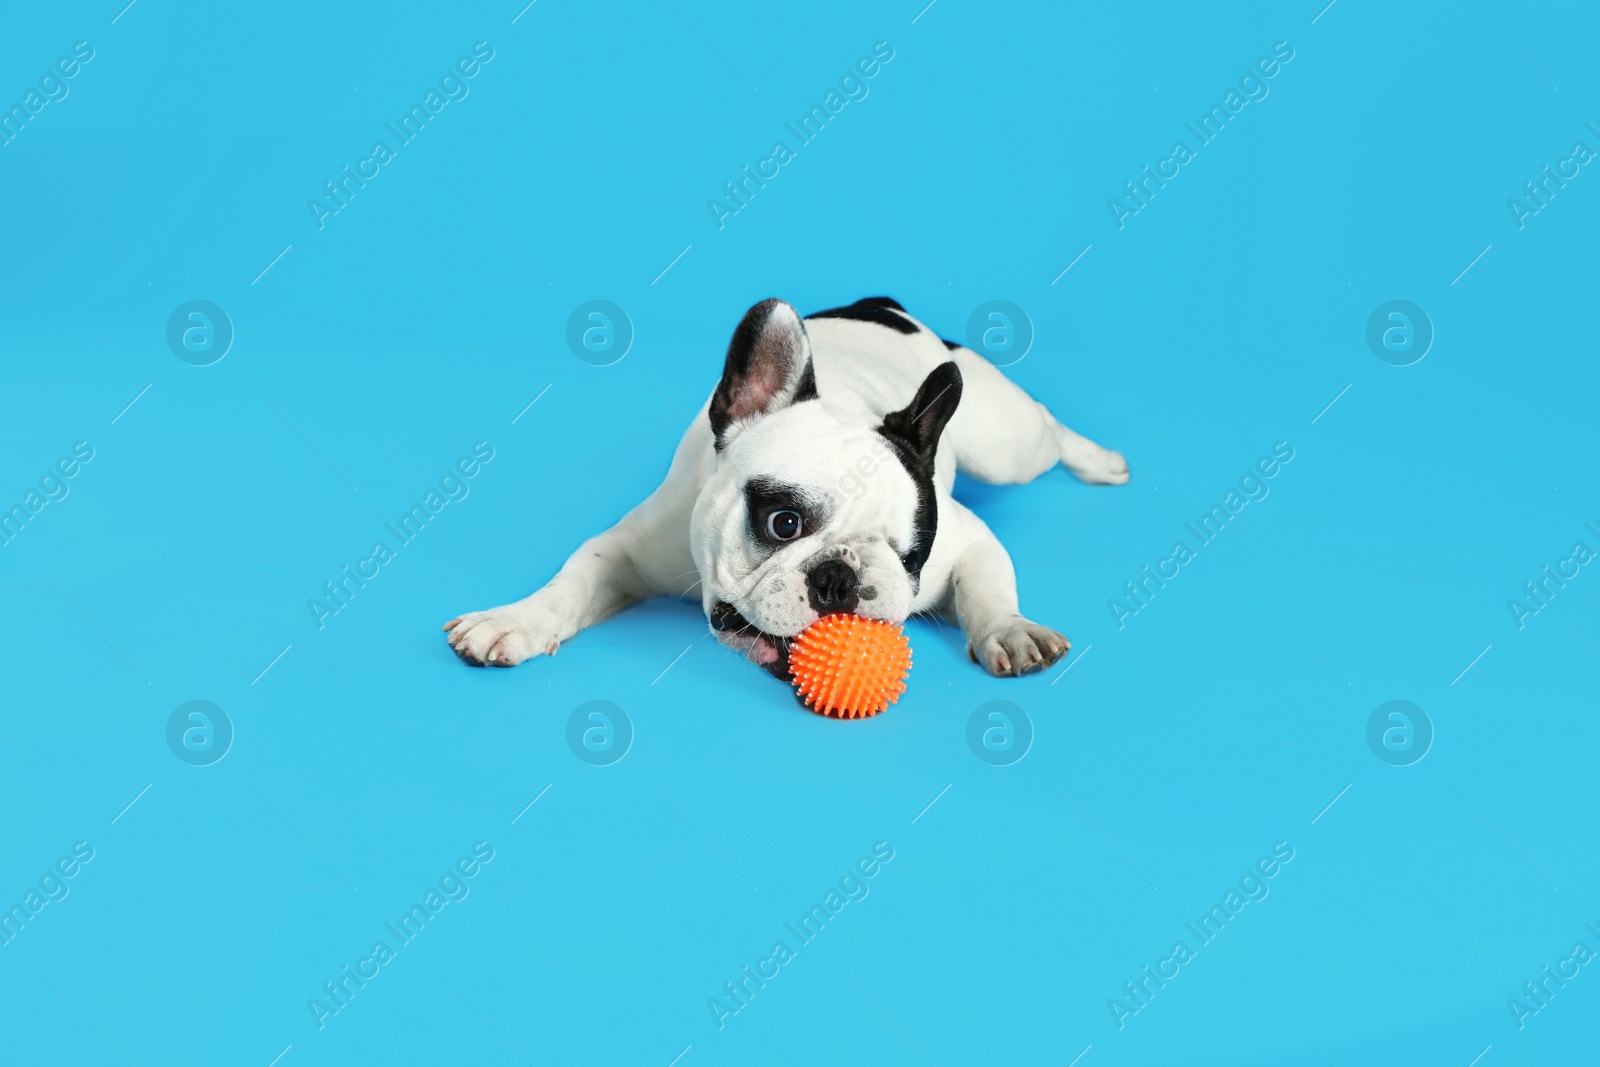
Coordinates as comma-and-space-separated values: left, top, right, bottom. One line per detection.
942, 503, 1070, 677
445, 445, 703, 668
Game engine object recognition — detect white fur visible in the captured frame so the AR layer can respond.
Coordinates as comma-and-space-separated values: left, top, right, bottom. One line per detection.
444, 301, 1127, 676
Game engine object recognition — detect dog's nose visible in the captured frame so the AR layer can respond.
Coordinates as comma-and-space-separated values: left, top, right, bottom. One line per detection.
807, 559, 860, 614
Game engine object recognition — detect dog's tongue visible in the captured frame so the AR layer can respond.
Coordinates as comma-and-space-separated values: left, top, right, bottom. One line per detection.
709, 600, 794, 679
752, 633, 793, 680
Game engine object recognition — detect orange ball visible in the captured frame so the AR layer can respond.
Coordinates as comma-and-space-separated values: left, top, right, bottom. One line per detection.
789, 614, 911, 719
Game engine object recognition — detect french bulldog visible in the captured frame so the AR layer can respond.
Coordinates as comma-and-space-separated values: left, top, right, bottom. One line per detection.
444, 297, 1127, 678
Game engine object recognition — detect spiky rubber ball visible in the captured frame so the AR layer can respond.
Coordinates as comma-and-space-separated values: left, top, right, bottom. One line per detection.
788, 614, 911, 718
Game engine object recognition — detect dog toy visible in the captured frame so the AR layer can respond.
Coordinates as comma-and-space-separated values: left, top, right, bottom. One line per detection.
788, 614, 911, 718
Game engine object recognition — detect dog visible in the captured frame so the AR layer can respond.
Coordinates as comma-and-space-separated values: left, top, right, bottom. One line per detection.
444, 297, 1128, 678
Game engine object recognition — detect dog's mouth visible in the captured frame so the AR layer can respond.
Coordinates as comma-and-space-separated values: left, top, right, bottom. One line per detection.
709, 601, 794, 680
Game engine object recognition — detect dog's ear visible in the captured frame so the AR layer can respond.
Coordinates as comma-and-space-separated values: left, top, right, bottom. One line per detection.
880, 361, 963, 468
708, 299, 818, 449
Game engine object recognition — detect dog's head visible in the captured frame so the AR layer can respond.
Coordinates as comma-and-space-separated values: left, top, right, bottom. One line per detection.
691, 298, 962, 676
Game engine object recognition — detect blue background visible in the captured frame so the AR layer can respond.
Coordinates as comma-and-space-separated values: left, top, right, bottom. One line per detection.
2, 1, 1596, 1064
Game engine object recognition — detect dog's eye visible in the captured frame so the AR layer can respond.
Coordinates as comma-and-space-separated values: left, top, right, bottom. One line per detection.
765, 510, 803, 541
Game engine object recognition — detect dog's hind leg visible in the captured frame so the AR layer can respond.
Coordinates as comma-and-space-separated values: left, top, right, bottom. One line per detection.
940, 345, 1128, 486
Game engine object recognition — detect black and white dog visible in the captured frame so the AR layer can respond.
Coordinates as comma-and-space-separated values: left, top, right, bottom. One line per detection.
445, 297, 1127, 678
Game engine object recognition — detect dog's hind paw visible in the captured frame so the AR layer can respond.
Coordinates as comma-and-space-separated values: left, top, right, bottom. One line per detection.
1065, 444, 1129, 486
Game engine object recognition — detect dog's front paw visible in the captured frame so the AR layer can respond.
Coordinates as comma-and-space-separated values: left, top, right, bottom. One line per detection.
967, 617, 1070, 677
443, 603, 561, 668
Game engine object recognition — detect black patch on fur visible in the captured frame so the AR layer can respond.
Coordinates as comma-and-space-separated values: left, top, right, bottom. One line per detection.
941, 337, 961, 351
792, 358, 818, 404
876, 362, 964, 576
877, 436, 937, 576
806, 296, 920, 335
743, 477, 825, 548
710, 299, 816, 450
